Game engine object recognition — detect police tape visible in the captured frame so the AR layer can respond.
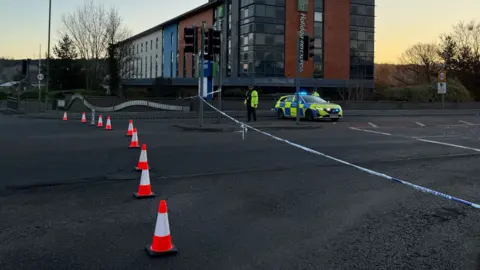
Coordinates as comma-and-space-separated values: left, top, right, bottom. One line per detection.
175, 89, 222, 100
199, 97, 480, 210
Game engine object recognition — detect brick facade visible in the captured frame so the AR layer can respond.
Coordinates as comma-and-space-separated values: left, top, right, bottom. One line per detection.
324, 0, 350, 79
177, 9, 214, 78
284, 0, 315, 78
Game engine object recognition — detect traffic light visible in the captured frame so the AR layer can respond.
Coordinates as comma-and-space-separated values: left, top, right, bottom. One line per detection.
205, 28, 221, 56
184, 27, 197, 54
302, 35, 315, 60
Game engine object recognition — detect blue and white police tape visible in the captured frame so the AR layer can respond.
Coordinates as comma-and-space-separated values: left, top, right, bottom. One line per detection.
199, 97, 480, 210
175, 89, 223, 100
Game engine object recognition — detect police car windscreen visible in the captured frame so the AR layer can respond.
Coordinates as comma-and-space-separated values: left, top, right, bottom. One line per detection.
302, 96, 327, 104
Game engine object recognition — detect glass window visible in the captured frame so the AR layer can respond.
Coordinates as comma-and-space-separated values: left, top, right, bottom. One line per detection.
314, 12, 322, 22
285, 96, 294, 102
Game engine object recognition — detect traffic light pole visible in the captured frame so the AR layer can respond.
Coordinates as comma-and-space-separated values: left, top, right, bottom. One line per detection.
218, 13, 227, 123
198, 25, 205, 127
295, 32, 301, 125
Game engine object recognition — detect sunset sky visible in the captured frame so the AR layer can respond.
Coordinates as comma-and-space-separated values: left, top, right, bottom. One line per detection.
1, 0, 479, 63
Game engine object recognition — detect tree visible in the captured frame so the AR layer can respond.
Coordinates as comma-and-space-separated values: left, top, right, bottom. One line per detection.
398, 43, 440, 84
53, 34, 78, 60
59, 0, 135, 92
438, 21, 480, 99
50, 35, 85, 90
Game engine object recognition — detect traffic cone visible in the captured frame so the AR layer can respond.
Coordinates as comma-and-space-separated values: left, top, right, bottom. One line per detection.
129, 128, 140, 148
126, 120, 134, 136
135, 144, 149, 171
62, 111, 68, 121
97, 115, 103, 127
146, 200, 178, 257
133, 168, 155, 198
81, 112, 86, 123
105, 116, 112, 130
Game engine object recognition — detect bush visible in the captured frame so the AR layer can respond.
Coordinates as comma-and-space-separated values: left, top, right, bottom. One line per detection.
380, 79, 473, 102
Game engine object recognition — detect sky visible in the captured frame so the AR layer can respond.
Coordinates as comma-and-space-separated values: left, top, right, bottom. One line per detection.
1, 0, 479, 63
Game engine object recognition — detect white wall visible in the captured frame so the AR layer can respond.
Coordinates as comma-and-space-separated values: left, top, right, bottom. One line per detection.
129, 29, 164, 79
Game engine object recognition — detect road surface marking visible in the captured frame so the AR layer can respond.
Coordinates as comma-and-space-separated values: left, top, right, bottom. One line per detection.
349, 127, 391, 136
368, 122, 378, 128
200, 97, 480, 209
415, 121, 426, 127
416, 138, 480, 152
459, 120, 475, 125
351, 126, 480, 152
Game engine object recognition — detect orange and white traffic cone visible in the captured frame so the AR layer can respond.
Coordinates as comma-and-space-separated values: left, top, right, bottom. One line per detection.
129, 128, 140, 148
135, 144, 149, 171
126, 120, 134, 136
97, 115, 103, 127
105, 116, 112, 130
146, 200, 178, 256
81, 112, 86, 123
133, 168, 155, 198
62, 111, 68, 121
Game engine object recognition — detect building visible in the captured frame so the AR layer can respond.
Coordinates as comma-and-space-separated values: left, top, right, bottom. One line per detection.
120, 0, 375, 93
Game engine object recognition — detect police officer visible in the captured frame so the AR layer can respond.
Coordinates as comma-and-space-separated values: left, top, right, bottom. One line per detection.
312, 89, 320, 97
244, 85, 259, 122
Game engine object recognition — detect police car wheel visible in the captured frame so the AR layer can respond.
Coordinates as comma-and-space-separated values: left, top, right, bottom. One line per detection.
277, 109, 285, 119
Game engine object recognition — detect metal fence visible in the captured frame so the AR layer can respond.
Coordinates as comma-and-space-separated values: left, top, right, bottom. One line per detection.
6, 97, 19, 111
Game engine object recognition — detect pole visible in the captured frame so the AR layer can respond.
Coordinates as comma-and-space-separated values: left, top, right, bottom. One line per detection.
218, 5, 227, 123
198, 25, 205, 127
442, 93, 445, 109
45, 0, 51, 110
295, 32, 301, 124
38, 44, 41, 113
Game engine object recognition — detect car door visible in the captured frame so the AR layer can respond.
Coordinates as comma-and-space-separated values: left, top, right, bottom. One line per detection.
290, 95, 305, 117
284, 95, 294, 117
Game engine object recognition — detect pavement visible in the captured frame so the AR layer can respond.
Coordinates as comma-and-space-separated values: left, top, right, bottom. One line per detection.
4, 107, 480, 120
2, 113, 480, 269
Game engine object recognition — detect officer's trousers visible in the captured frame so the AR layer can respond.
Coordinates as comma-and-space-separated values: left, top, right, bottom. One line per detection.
247, 106, 257, 122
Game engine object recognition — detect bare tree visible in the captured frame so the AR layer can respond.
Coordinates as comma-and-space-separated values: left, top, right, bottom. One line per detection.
398, 43, 440, 84
59, 0, 136, 91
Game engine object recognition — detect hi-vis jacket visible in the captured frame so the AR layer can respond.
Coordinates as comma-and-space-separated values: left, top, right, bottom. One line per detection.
244, 90, 259, 108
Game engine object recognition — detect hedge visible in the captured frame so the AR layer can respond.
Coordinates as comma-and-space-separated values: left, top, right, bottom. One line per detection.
381, 79, 473, 102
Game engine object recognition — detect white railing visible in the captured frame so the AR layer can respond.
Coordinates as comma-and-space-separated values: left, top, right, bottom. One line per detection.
66, 94, 190, 112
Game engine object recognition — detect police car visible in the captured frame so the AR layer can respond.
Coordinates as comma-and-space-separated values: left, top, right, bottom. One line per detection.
273, 92, 343, 121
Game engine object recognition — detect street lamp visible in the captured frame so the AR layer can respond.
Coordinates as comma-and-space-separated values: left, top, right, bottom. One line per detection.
45, 0, 51, 110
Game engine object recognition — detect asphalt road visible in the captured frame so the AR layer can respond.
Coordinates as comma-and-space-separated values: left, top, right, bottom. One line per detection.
2, 114, 480, 269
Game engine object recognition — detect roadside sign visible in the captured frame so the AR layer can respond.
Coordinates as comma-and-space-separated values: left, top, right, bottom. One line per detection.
438, 70, 446, 83
37, 73, 44, 81
437, 82, 447, 94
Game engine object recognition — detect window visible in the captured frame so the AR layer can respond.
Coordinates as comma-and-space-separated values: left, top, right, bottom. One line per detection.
145, 56, 147, 78
156, 38, 158, 49
145, 41, 148, 52
183, 55, 187, 77
141, 43, 143, 53
170, 51, 173, 77
170, 33, 174, 45
350, 1, 375, 80
285, 96, 294, 102
149, 55, 152, 78
314, 12, 322, 22
155, 54, 158, 77
239, 1, 286, 77
150, 40, 153, 50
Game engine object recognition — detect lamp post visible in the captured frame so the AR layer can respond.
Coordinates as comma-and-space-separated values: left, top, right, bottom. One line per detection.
45, 0, 51, 110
